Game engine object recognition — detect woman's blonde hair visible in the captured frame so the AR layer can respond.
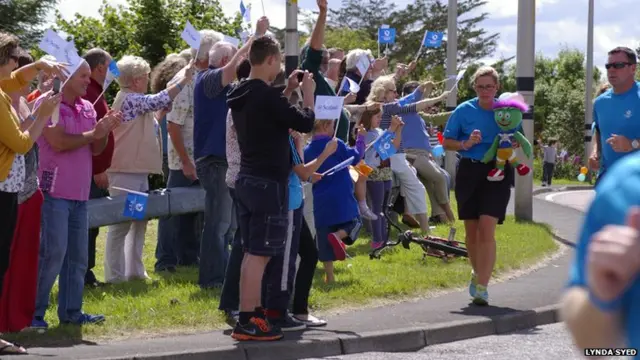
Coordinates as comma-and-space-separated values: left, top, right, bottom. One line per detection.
367, 74, 396, 102
0, 31, 19, 67
117, 55, 151, 88
313, 119, 334, 134
471, 66, 499, 86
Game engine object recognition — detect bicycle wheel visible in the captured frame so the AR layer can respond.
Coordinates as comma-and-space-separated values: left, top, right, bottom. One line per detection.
419, 237, 468, 257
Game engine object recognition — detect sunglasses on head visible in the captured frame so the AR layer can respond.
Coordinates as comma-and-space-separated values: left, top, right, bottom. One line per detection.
605, 61, 634, 70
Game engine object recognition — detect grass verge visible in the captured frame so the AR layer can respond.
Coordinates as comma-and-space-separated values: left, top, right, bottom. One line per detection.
5, 193, 558, 346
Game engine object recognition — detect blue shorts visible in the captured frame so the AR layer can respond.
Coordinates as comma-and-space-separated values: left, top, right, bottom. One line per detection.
316, 218, 362, 262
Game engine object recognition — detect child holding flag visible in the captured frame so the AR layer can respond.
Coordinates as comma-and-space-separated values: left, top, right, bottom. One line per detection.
304, 119, 366, 283
362, 110, 404, 249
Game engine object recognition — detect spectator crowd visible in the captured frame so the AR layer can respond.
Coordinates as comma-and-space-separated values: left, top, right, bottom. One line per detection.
7, 0, 616, 353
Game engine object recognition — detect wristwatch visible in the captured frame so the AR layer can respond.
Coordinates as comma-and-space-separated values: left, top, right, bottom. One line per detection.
632, 139, 639, 149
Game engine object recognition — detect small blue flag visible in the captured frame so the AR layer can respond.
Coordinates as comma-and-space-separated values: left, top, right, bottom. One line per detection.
422, 31, 444, 48
373, 131, 396, 161
378, 28, 396, 44
123, 192, 149, 220
108, 60, 120, 77
240, 0, 251, 23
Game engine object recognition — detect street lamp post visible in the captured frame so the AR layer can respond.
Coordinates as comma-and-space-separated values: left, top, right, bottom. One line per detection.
584, 0, 595, 168
284, 0, 299, 76
515, 0, 536, 221
444, 0, 458, 182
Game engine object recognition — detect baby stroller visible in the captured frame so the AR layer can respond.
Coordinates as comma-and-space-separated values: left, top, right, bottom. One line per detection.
369, 172, 468, 262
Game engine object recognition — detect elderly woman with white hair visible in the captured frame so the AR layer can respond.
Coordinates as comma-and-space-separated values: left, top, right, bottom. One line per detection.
104, 55, 195, 284
366, 74, 449, 234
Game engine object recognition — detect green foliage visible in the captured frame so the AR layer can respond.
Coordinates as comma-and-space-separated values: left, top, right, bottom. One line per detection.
53, 0, 242, 68
0, 0, 58, 49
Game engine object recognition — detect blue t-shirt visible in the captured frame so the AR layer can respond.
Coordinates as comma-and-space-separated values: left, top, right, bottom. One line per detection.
568, 151, 640, 352
304, 135, 362, 227
593, 81, 640, 173
444, 98, 523, 161
289, 136, 303, 211
193, 67, 230, 160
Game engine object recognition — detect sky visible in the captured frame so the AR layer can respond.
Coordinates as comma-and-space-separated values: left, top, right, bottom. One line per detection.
50, 0, 640, 75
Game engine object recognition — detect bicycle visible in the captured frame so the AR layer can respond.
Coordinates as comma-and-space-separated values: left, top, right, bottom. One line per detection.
368, 174, 468, 262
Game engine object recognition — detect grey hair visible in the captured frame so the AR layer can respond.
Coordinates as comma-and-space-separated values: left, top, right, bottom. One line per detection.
208, 41, 237, 67
178, 49, 192, 62
116, 55, 151, 88
83, 48, 111, 71
190, 30, 223, 62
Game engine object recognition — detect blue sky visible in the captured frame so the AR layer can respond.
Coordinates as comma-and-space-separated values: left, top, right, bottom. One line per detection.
52, 0, 639, 75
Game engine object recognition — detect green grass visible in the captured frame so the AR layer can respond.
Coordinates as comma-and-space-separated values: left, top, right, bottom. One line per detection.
533, 178, 588, 186
5, 195, 558, 346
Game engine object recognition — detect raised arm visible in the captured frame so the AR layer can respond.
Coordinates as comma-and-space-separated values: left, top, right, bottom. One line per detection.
420, 111, 452, 126
309, 0, 327, 51
120, 91, 172, 122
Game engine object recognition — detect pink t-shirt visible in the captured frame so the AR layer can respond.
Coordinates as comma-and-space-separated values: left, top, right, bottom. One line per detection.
36, 97, 97, 201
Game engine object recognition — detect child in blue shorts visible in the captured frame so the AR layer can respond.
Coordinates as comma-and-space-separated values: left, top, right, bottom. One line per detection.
304, 119, 366, 283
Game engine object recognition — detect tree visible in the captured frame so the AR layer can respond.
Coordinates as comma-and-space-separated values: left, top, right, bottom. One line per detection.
531, 47, 601, 155
53, 0, 242, 68
326, 0, 497, 69
328, 0, 396, 40
0, 0, 59, 48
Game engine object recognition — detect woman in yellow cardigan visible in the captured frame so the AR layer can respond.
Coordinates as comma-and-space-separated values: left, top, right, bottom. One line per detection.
0, 32, 65, 355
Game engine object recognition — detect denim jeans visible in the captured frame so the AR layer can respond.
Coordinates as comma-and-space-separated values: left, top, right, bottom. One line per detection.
155, 170, 202, 271
195, 156, 232, 288
218, 187, 243, 311
35, 193, 89, 322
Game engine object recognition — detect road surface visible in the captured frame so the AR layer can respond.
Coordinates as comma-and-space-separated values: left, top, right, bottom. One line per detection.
303, 323, 585, 360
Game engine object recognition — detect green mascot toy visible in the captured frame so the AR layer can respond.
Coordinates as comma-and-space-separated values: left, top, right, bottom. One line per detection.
481, 92, 533, 181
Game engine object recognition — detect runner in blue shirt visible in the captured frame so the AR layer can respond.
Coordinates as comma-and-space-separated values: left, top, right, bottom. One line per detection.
590, 47, 640, 186
563, 151, 640, 356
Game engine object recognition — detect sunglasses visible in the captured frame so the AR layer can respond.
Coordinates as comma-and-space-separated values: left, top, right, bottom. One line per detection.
475, 84, 496, 91
605, 62, 634, 70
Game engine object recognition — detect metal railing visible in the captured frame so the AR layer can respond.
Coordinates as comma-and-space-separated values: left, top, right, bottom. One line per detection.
87, 184, 318, 236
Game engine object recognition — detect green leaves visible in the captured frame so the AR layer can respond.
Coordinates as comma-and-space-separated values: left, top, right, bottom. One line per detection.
50, 0, 240, 69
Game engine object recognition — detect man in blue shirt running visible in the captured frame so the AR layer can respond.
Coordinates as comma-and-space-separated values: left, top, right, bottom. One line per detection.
589, 47, 640, 184
562, 151, 640, 355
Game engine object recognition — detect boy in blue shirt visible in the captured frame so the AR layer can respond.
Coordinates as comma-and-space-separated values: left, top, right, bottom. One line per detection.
562, 151, 640, 354
304, 119, 366, 283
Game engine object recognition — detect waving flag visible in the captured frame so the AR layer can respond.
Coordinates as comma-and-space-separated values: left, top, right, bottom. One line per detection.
322, 156, 355, 176
103, 60, 120, 89
240, 0, 251, 23
372, 130, 396, 160
340, 76, 360, 94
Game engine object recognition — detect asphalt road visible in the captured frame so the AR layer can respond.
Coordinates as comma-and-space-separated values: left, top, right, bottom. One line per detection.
303, 190, 597, 360
303, 323, 584, 360
541, 190, 594, 212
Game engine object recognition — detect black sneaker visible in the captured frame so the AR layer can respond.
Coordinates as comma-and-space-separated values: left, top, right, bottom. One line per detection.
231, 317, 283, 341
269, 313, 306, 332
